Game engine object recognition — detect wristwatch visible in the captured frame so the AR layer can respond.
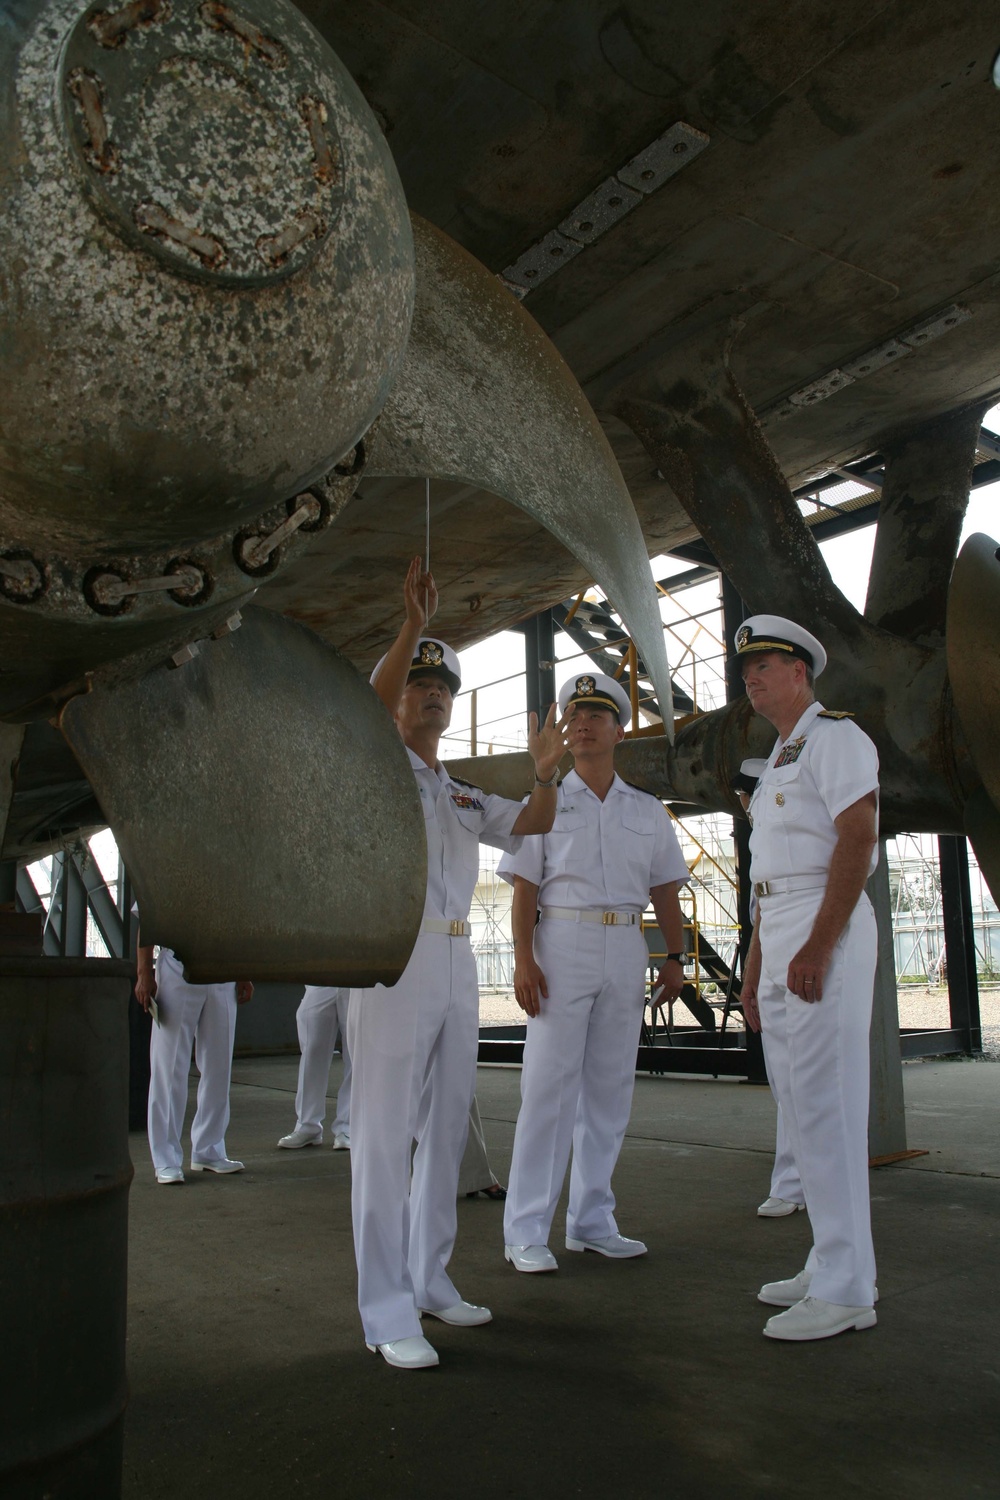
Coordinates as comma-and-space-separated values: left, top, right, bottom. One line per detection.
664, 952, 688, 964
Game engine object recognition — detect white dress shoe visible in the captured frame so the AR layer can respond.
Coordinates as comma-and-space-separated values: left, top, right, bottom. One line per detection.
504, 1243, 558, 1273
420, 1301, 492, 1326
277, 1127, 322, 1149
763, 1296, 877, 1341
757, 1196, 806, 1218
565, 1232, 647, 1258
758, 1269, 813, 1306
190, 1157, 244, 1173
759, 1269, 878, 1307
366, 1336, 439, 1369
332, 1132, 350, 1150
155, 1166, 184, 1185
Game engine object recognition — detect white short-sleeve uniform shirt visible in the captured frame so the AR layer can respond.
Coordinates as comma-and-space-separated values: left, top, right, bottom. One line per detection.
409, 747, 523, 917
748, 701, 879, 884
497, 769, 688, 904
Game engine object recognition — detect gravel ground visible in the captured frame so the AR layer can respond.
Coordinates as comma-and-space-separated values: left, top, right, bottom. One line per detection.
479, 985, 1000, 1059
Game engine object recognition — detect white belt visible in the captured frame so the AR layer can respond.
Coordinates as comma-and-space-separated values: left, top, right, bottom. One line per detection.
421, 918, 471, 937
753, 876, 827, 899
540, 907, 640, 926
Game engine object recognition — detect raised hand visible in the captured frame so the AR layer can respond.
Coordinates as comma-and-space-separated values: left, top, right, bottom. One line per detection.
403, 555, 438, 628
527, 702, 570, 782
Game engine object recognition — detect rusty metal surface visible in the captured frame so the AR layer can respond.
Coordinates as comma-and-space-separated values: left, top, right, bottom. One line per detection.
366, 215, 674, 730
1, 0, 413, 557
0, 960, 132, 1492
60, 605, 427, 984
300, 0, 1000, 489
0, 1, 412, 720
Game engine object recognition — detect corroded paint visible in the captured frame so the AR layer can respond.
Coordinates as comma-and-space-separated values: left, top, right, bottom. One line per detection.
0, 0, 414, 560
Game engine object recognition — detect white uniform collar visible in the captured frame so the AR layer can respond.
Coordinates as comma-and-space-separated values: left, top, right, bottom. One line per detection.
772, 700, 824, 755
563, 766, 631, 799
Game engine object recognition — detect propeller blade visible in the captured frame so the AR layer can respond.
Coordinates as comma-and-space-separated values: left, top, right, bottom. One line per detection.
60, 607, 426, 985
964, 787, 1000, 911
368, 215, 674, 734
947, 532, 1000, 814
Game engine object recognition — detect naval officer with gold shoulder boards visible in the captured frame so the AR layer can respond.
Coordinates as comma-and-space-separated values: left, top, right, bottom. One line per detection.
736, 615, 880, 1341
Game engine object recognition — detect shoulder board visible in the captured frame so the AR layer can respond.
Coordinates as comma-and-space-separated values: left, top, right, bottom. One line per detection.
818, 710, 855, 720
449, 774, 486, 793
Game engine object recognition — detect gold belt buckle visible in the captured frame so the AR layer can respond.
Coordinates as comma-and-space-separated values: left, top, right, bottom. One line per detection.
449, 919, 464, 937
603, 911, 616, 925
755, 881, 771, 898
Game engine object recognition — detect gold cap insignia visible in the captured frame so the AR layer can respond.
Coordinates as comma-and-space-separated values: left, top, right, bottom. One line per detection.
576, 675, 596, 696
419, 641, 444, 667
736, 625, 752, 650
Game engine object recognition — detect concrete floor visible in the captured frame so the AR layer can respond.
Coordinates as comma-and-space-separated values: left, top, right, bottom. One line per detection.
123, 1056, 1000, 1500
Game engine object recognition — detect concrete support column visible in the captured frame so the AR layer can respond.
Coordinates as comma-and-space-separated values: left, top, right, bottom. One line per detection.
867, 845, 906, 1156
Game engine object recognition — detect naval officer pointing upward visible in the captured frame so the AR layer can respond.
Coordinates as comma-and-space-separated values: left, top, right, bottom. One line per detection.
348, 558, 565, 1370
498, 671, 688, 1273
736, 615, 880, 1342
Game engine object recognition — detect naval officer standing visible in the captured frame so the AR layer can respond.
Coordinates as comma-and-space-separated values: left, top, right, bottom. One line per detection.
736, 615, 880, 1341
349, 559, 565, 1370
499, 671, 688, 1272
276, 986, 352, 1151
135, 939, 253, 1183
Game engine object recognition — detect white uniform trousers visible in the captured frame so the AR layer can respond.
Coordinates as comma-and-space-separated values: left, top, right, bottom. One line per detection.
758, 890, 877, 1306
504, 920, 647, 1247
147, 961, 238, 1172
293, 986, 352, 1137
769, 1104, 803, 1203
457, 1095, 500, 1196
348, 932, 479, 1346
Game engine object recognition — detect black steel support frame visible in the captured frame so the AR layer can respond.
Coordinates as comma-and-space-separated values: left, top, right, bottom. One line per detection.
520, 608, 557, 721
15, 846, 132, 960
937, 834, 983, 1053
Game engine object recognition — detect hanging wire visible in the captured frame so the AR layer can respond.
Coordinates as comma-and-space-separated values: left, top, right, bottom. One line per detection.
424, 476, 431, 624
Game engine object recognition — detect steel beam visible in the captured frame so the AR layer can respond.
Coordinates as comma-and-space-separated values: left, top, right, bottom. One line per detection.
522, 610, 556, 722
867, 846, 907, 1155
938, 834, 983, 1054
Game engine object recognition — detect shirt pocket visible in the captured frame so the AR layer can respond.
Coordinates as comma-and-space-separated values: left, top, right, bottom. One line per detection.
619, 805, 654, 884
452, 807, 484, 868
550, 809, 587, 834
766, 763, 802, 807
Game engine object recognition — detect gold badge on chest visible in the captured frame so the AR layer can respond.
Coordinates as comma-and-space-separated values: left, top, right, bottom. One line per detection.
775, 791, 785, 806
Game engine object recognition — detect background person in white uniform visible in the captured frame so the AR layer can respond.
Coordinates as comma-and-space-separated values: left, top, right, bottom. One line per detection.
458, 1095, 506, 1200
349, 559, 565, 1371
277, 986, 352, 1151
736, 614, 880, 1342
499, 671, 689, 1274
135, 939, 253, 1184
